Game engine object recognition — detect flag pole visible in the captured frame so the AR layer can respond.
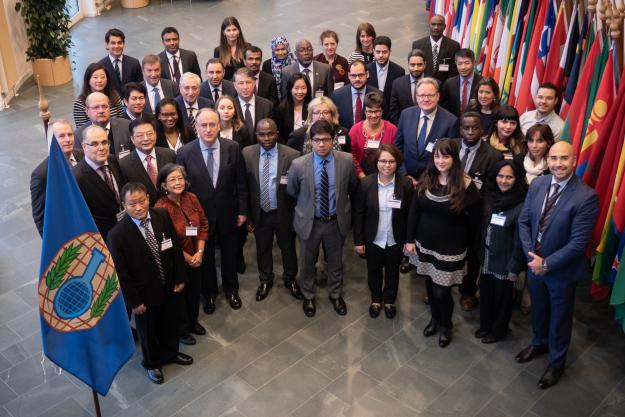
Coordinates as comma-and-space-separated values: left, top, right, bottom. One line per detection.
614, 0, 624, 72
35, 74, 50, 137
92, 389, 103, 417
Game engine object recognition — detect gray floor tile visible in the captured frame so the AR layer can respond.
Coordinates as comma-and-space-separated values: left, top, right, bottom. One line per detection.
0, 380, 16, 407
467, 347, 523, 392
379, 364, 445, 412
0, 327, 20, 354
423, 374, 496, 416
344, 387, 417, 417
138, 380, 202, 417
4, 373, 77, 417
324, 367, 379, 405
290, 390, 350, 417
531, 377, 603, 417
37, 398, 92, 417
0, 355, 58, 395
488, 371, 545, 417
591, 378, 625, 417
178, 375, 255, 417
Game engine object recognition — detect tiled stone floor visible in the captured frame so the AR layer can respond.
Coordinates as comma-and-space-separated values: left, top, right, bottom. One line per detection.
0, 1, 624, 416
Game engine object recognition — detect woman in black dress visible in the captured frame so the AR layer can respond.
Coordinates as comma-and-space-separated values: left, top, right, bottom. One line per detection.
469, 77, 500, 134
405, 138, 481, 347
214, 16, 250, 80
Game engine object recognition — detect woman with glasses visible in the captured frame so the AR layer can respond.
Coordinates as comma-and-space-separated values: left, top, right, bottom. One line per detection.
354, 144, 413, 319
155, 98, 195, 152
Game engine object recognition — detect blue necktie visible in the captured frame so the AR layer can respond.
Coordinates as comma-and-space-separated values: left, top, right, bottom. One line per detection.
319, 159, 330, 217
205, 147, 215, 186
417, 115, 428, 153
153, 87, 161, 108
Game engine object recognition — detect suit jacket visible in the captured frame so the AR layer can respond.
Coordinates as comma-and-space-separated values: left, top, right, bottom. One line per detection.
276, 99, 309, 143
286, 150, 357, 240
158, 49, 202, 81
176, 138, 248, 231
440, 73, 482, 117
255, 71, 279, 107
389, 74, 420, 125
395, 106, 459, 179
107, 208, 187, 309
331, 84, 382, 131
242, 143, 301, 227
412, 36, 460, 84
118, 148, 177, 206
453, 138, 502, 188
73, 157, 126, 240
200, 79, 237, 102
353, 173, 414, 246
235, 95, 275, 137
144, 79, 179, 114
280, 61, 334, 99
174, 96, 215, 126
366, 60, 406, 119
518, 174, 598, 281
98, 54, 143, 98
74, 117, 133, 157
30, 149, 84, 236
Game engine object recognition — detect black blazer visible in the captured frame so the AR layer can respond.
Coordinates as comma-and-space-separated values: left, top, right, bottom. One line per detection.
440, 73, 482, 118
255, 71, 280, 107
200, 79, 237, 102
176, 138, 249, 231
30, 149, 84, 236
73, 157, 126, 240
107, 208, 187, 309
174, 96, 215, 126
118, 148, 177, 206
389, 74, 420, 125
366, 60, 406, 119
411, 36, 460, 84
234, 95, 275, 137
453, 138, 503, 187
213, 45, 250, 80
331, 84, 382, 131
276, 98, 309, 143
231, 128, 254, 148
98, 55, 143, 98
155, 124, 196, 150
158, 49, 202, 81
353, 173, 414, 246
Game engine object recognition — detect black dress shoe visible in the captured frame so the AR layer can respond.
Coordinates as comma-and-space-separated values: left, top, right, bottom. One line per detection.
202, 297, 216, 315
285, 281, 304, 300
255, 282, 273, 301
384, 304, 397, 319
399, 258, 414, 274
329, 296, 347, 316
515, 344, 548, 363
228, 292, 242, 310
438, 328, 452, 348
179, 334, 196, 346
303, 298, 316, 317
481, 335, 500, 344
474, 328, 489, 339
147, 368, 164, 384
171, 352, 194, 366
537, 366, 564, 389
423, 320, 439, 337
369, 303, 382, 318
191, 323, 206, 336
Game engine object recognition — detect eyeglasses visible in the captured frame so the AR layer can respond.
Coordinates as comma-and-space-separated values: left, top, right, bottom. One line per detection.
84, 141, 110, 148
416, 94, 437, 100
377, 159, 397, 165
312, 110, 332, 116
348, 73, 367, 79
88, 104, 110, 111
365, 109, 382, 115
312, 138, 332, 143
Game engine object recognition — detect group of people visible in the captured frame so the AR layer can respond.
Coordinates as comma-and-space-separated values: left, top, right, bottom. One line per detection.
30, 14, 599, 391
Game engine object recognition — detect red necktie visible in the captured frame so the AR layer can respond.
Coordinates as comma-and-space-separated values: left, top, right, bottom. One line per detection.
145, 154, 157, 187
461, 79, 469, 114
355, 92, 363, 124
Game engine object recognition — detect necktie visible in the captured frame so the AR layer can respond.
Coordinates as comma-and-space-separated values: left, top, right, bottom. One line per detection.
260, 151, 272, 212
460, 147, 470, 172
188, 107, 196, 133
254, 76, 259, 94
113, 59, 121, 82
432, 44, 439, 71
172, 55, 181, 84
213, 88, 220, 102
145, 154, 157, 187
244, 103, 254, 134
461, 79, 469, 114
303, 68, 311, 84
99, 165, 120, 205
417, 115, 428, 153
153, 87, 161, 108
205, 147, 215, 186
319, 159, 330, 217
355, 92, 363, 124
140, 218, 165, 284
535, 183, 562, 254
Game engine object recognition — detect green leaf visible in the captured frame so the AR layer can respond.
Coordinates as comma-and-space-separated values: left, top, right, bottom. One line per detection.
45, 243, 82, 291
90, 272, 118, 318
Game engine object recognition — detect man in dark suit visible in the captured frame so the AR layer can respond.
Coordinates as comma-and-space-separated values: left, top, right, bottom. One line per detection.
331, 60, 382, 131
175, 73, 214, 128
440, 48, 482, 118
411, 15, 460, 85
119, 117, 176, 206
142, 54, 179, 114
287, 120, 358, 317
30, 119, 84, 236
121, 82, 149, 121
244, 46, 279, 107
158, 27, 202, 84
281, 39, 334, 99
389, 49, 427, 124
74, 92, 133, 158
517, 141, 598, 389
200, 58, 237, 102
98, 28, 143, 98
107, 182, 193, 384
242, 119, 303, 301
366, 36, 405, 119
234, 67, 275, 138
73, 125, 126, 240
176, 108, 248, 313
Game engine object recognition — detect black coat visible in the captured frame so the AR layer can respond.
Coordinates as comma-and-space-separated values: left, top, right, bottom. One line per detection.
118, 148, 177, 206
366, 60, 406, 120
98, 55, 143, 98
440, 73, 482, 118
411, 36, 460, 85
276, 98, 309, 143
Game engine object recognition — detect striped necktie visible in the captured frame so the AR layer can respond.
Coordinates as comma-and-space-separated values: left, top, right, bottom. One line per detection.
319, 159, 330, 217
140, 217, 165, 283
260, 151, 272, 212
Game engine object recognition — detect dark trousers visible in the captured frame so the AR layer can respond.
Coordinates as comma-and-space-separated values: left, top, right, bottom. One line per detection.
135, 298, 179, 369
201, 221, 239, 297
479, 274, 513, 338
460, 247, 480, 297
178, 266, 201, 335
425, 276, 454, 329
529, 275, 577, 369
365, 243, 403, 304
237, 224, 247, 264
254, 209, 298, 284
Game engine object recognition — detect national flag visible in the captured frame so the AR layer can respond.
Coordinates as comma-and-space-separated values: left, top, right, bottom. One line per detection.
500, 0, 529, 102
452, 0, 468, 41
483, 1, 506, 76
609, 145, 625, 324
530, 0, 557, 96
475, 0, 496, 70
560, 12, 590, 117
493, 0, 516, 85
38, 138, 134, 395
543, 1, 569, 89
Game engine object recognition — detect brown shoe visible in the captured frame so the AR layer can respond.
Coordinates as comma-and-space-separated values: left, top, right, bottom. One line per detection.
460, 296, 478, 312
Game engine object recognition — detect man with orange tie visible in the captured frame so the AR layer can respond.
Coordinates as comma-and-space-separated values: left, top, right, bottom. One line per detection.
440, 49, 481, 119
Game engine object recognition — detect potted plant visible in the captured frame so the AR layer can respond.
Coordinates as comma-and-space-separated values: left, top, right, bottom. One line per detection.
121, 0, 150, 9
15, 0, 73, 86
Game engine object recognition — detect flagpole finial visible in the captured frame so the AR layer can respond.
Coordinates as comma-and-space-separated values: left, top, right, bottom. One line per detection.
609, 3, 621, 40
36, 75, 51, 137
619, 0, 625, 18
589, 0, 598, 14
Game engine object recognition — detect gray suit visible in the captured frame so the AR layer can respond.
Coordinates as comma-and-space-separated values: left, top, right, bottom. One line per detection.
280, 61, 334, 99
144, 79, 179, 114
287, 150, 357, 299
74, 117, 133, 157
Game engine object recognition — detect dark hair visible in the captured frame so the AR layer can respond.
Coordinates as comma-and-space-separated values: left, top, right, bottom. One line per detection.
218, 16, 247, 67
364, 90, 384, 110
157, 163, 189, 193
537, 82, 559, 101
455, 48, 475, 62
155, 98, 193, 143
205, 57, 224, 69
129, 116, 156, 135
462, 111, 482, 125
470, 76, 500, 112
376, 143, 403, 167
486, 159, 528, 196
320, 30, 339, 44
233, 67, 254, 80
349, 60, 367, 72
105, 28, 125, 43
489, 105, 526, 154
244, 45, 262, 58
161, 26, 179, 40
355, 22, 376, 52
373, 36, 392, 49
526, 124, 555, 149
123, 82, 147, 101
121, 182, 148, 201
310, 119, 335, 138
79, 62, 118, 102
285, 73, 312, 107
408, 49, 426, 62
418, 138, 467, 212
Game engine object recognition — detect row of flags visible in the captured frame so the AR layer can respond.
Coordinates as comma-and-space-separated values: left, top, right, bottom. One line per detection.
433, 0, 625, 331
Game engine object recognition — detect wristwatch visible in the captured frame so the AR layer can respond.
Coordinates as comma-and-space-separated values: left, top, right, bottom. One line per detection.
541, 259, 548, 273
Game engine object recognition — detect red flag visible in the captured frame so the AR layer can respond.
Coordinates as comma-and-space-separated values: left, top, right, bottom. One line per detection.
543, 2, 567, 86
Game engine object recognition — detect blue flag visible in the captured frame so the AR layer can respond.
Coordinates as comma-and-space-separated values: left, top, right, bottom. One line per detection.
38, 138, 134, 395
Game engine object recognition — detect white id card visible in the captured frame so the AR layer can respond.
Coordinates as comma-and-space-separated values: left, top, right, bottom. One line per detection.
338, 135, 346, 145
439, 64, 450, 72
366, 139, 380, 149
118, 150, 130, 159
315, 89, 324, 98
116, 210, 126, 222
280, 175, 288, 185
425, 142, 435, 153
473, 178, 483, 190
387, 199, 401, 209
504, 152, 513, 160
161, 237, 173, 251
490, 213, 506, 226
185, 226, 198, 236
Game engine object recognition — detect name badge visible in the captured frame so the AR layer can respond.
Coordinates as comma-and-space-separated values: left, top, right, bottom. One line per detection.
387, 199, 401, 209
118, 150, 130, 160
338, 135, 346, 145
185, 226, 198, 236
504, 152, 513, 160
315, 89, 324, 98
425, 142, 434, 153
473, 178, 483, 190
334, 82, 345, 90
439, 64, 450, 72
490, 213, 506, 226
161, 237, 173, 251
280, 175, 288, 185
366, 139, 380, 149
116, 210, 126, 222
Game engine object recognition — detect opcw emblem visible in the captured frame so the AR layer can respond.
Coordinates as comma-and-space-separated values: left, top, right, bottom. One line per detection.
38, 232, 120, 332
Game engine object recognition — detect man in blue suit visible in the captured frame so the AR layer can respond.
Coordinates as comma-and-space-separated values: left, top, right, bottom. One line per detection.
331, 61, 381, 131
517, 141, 598, 389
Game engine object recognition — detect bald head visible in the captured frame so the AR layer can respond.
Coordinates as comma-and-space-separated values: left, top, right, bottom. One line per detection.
547, 140, 576, 181
85, 92, 111, 125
